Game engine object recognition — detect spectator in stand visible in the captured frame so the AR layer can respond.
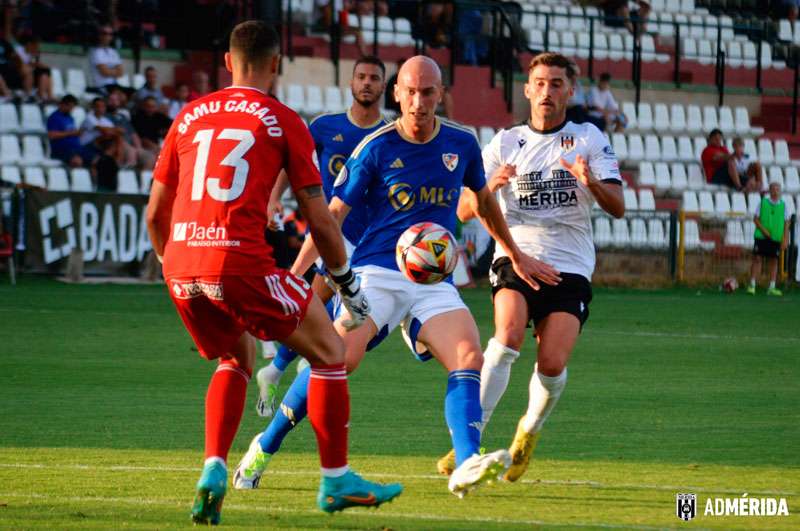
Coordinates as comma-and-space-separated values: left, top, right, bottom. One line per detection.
134, 66, 167, 110
355, 0, 388, 16
566, 77, 606, 130
132, 95, 171, 152
79, 96, 126, 166
93, 138, 119, 193
730, 136, 764, 192
701, 129, 760, 192
107, 88, 154, 170
588, 73, 626, 132
421, 1, 453, 48
778, 0, 799, 23
188, 70, 210, 101
89, 24, 124, 94
747, 181, 791, 296
46, 94, 83, 167
601, 0, 650, 35
314, 1, 369, 56
13, 34, 52, 102
168, 82, 190, 120
0, 32, 30, 100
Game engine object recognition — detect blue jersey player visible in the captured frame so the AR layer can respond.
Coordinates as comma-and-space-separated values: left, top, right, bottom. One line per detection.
254, 57, 389, 418
236, 56, 559, 497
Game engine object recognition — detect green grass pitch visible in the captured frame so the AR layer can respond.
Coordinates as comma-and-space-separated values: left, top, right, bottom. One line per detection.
0, 278, 798, 529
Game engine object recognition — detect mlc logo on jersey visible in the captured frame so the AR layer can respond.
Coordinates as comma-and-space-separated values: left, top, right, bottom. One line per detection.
328, 154, 346, 178
388, 183, 459, 211
442, 153, 459, 172
677, 493, 697, 521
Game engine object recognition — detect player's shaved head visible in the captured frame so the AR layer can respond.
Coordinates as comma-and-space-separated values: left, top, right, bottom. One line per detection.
229, 20, 279, 67
397, 55, 442, 89
394, 55, 443, 141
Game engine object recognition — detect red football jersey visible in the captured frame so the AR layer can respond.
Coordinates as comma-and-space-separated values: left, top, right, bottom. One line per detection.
153, 86, 321, 278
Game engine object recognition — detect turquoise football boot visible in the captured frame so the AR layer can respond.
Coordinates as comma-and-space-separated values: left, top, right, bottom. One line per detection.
191, 459, 227, 525
317, 470, 403, 513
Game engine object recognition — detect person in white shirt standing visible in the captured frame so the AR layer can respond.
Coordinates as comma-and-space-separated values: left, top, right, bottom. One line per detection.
89, 25, 123, 93
440, 52, 625, 481
588, 72, 626, 132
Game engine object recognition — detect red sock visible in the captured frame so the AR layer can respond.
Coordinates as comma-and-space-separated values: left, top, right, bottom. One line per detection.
307, 363, 349, 470
204, 359, 250, 462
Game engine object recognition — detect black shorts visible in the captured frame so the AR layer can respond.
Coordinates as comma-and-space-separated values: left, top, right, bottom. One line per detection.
753, 238, 780, 258
490, 257, 593, 331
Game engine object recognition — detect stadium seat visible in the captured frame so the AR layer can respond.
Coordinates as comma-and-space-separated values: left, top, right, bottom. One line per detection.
687, 163, 704, 190
622, 102, 637, 130
774, 140, 790, 166
479, 127, 495, 148
654, 162, 671, 192
116, 74, 131, 88
782, 194, 796, 215
593, 217, 612, 248
702, 106, 718, 132
730, 192, 747, 214
575, 32, 591, 59
637, 103, 654, 131
758, 139, 775, 166
66, 69, 87, 99
698, 191, 715, 214
623, 188, 638, 210
628, 134, 644, 162
72, 106, 87, 127
612, 218, 630, 247
394, 18, 414, 46
689, 15, 705, 39
117, 170, 140, 194
47, 167, 70, 191
686, 105, 702, 134
20, 104, 45, 133
682, 190, 699, 212
714, 191, 731, 214
612, 133, 628, 161
682, 37, 698, 61
784, 166, 800, 193
560, 32, 577, 56
718, 106, 735, 135
361, 15, 376, 44
724, 220, 746, 247
671, 162, 688, 192
644, 135, 661, 161
678, 136, 694, 162
662, 136, 678, 162
592, 33, 610, 60
684, 219, 701, 250
0, 135, 21, 165
638, 161, 655, 187
21, 135, 59, 166
305, 86, 324, 115
653, 104, 670, 133
377, 16, 394, 46
743, 220, 756, 247
734, 106, 758, 135
768, 166, 784, 187
638, 188, 656, 210
0, 104, 20, 133
692, 136, 706, 160
132, 73, 145, 90
697, 39, 714, 65
742, 41, 758, 69
51, 68, 65, 98
285, 84, 305, 113
140, 170, 153, 194
70, 168, 93, 192
726, 41, 743, 69
670, 104, 687, 133
23, 166, 46, 188
648, 218, 667, 248
746, 192, 761, 214
630, 218, 648, 248
0, 165, 21, 185
323, 86, 343, 113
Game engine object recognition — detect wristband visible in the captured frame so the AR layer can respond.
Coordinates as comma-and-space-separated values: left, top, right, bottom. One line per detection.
328, 264, 350, 278
330, 268, 354, 287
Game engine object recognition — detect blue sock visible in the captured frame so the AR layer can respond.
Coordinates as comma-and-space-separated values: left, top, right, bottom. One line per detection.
445, 370, 483, 466
258, 367, 310, 454
273, 344, 299, 372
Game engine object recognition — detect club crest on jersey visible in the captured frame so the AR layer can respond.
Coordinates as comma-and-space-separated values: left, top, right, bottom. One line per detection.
560, 135, 575, 151
442, 153, 459, 172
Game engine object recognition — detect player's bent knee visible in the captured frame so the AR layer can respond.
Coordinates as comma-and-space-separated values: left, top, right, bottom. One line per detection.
494, 326, 526, 351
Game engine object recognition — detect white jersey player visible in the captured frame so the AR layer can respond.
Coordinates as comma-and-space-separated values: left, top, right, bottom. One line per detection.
441, 52, 625, 480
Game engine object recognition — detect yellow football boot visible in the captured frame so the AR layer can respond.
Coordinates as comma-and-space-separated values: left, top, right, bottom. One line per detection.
504, 417, 541, 482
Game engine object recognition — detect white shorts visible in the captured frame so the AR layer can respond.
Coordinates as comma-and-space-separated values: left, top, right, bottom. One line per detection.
343, 265, 468, 337
315, 237, 356, 271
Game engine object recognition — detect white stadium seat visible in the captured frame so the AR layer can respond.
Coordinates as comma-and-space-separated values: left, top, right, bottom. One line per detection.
670, 162, 688, 192
622, 102, 637, 130
140, 170, 153, 194
623, 188, 639, 210
323, 86, 343, 113
687, 163, 705, 190
593, 217, 612, 248
0, 135, 21, 165
630, 218, 648, 248
628, 134, 645, 162
72, 106, 87, 127
654, 162, 671, 192
612, 133, 628, 161
612, 218, 630, 247
747, 192, 761, 214
70, 168, 93, 192
686, 105, 703, 134
648, 218, 667, 248
638, 188, 656, 210
774, 140, 790, 166
678, 136, 695, 161
714, 191, 731, 214
66, 68, 87, 99
645, 134, 661, 161
662, 136, 678, 162
47, 167, 70, 191
20, 104, 45, 133
758, 139, 775, 166
394, 18, 414, 46
479, 127, 495, 148
682, 190, 699, 212
117, 170, 140, 194
698, 191, 715, 214
718, 106, 735, 135
0, 104, 20, 133
768, 166, 784, 187
670, 104, 687, 133
1, 165, 21, 185
21, 135, 59, 166
304, 85, 324, 115
684, 219, 701, 250
23, 166, 46, 188
285, 84, 305, 113
724, 220, 746, 247
638, 161, 655, 187
784, 166, 800, 193
654, 103, 670, 132
730, 192, 747, 214
51, 68, 65, 98
637, 103, 654, 131
702, 105, 719, 131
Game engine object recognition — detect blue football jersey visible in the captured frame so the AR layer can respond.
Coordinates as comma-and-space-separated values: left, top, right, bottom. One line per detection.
335, 118, 487, 271
308, 111, 389, 244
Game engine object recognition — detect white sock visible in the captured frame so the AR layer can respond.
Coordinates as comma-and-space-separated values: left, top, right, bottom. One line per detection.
521, 365, 567, 434
321, 465, 349, 478
204, 456, 227, 469
258, 363, 284, 385
480, 338, 520, 428
750, 278, 756, 288
769, 280, 776, 289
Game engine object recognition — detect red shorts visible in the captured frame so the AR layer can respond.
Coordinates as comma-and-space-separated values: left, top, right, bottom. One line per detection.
167, 271, 312, 360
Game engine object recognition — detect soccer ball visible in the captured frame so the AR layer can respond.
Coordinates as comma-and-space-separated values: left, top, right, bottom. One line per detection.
396, 222, 458, 284
722, 277, 738, 293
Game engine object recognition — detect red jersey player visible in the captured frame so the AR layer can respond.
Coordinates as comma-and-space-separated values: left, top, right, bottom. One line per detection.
146, 21, 402, 524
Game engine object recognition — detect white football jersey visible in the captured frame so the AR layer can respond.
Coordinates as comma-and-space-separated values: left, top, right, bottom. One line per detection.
483, 120, 622, 280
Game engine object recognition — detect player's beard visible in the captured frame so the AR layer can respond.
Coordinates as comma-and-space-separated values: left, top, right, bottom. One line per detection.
353, 90, 380, 109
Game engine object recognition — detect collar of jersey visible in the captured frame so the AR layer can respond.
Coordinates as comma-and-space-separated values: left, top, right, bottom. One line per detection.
225, 85, 267, 95
394, 117, 441, 144
346, 108, 385, 129
527, 119, 568, 135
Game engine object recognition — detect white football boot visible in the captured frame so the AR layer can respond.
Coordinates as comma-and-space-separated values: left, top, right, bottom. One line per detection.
233, 433, 272, 489
255, 366, 279, 418
448, 449, 511, 498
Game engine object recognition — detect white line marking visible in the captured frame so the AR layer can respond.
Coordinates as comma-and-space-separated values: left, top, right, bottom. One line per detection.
586, 329, 800, 343
0, 491, 684, 530
0, 463, 795, 496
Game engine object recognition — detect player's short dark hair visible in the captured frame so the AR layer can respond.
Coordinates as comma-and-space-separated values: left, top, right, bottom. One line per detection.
528, 52, 578, 83
708, 128, 723, 139
60, 94, 78, 106
229, 20, 280, 67
353, 55, 386, 78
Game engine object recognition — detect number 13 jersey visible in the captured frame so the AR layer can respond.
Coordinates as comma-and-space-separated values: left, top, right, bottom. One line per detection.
153, 86, 321, 278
